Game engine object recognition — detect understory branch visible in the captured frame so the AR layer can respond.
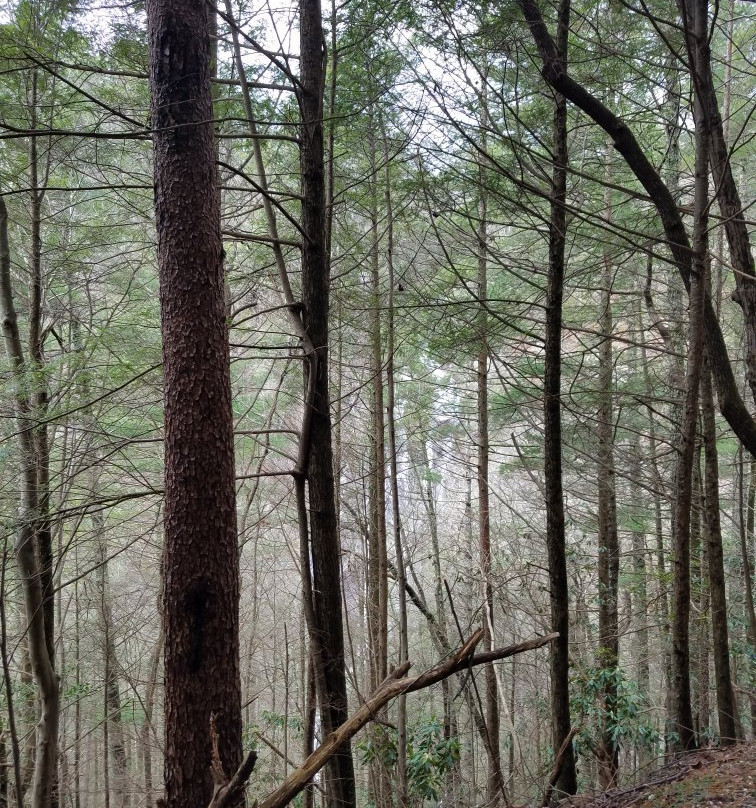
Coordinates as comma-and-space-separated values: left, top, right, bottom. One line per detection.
253, 630, 558, 808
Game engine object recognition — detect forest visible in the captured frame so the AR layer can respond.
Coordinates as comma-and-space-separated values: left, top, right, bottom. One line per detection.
0, 0, 754, 806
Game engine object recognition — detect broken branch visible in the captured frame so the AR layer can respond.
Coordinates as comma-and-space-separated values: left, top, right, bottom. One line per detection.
255, 630, 558, 808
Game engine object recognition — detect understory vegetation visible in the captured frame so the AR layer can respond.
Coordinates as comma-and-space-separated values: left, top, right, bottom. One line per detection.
0, 0, 754, 806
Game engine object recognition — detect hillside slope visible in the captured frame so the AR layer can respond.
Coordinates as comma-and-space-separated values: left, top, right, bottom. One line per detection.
560, 743, 755, 807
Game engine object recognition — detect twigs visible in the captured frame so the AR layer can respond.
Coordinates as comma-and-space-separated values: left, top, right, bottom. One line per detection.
253, 630, 558, 808
207, 713, 258, 808
541, 726, 580, 807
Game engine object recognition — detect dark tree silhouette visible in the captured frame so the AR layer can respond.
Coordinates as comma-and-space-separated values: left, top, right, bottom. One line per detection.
146, 2, 242, 806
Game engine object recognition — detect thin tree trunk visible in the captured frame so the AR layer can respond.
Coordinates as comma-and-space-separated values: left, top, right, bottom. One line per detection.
541, 0, 577, 794
0, 545, 24, 808
412, 437, 461, 756
366, 113, 390, 808
691, 461, 709, 739
96, 512, 129, 808
299, 0, 355, 802
368, 119, 388, 692
643, 263, 679, 760
74, 576, 81, 808
701, 365, 738, 741
141, 631, 163, 808
628, 437, 650, 772
1, 716, 6, 808
670, 0, 709, 751
713, 0, 734, 319
742, 454, 756, 735
0, 194, 60, 808
477, 168, 504, 808
302, 649, 316, 808
27, 71, 55, 683
384, 120, 409, 808
596, 152, 620, 789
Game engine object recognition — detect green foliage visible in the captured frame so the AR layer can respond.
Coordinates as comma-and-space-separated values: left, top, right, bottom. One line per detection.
117, 697, 146, 725
242, 710, 304, 752
260, 708, 304, 734
570, 666, 660, 755
406, 718, 460, 801
357, 717, 460, 804
63, 681, 92, 703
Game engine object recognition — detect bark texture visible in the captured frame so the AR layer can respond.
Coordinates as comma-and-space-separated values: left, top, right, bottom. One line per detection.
146, 3, 242, 806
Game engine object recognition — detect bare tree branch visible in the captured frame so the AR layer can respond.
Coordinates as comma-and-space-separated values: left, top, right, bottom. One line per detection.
254, 630, 558, 808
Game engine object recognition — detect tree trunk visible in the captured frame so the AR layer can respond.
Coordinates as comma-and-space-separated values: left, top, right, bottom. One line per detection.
0, 545, 24, 808
384, 119, 409, 808
476, 115, 504, 808
691, 461, 709, 739
542, 0, 577, 794
596, 154, 620, 789
145, 1, 242, 804
628, 436, 650, 772
702, 366, 738, 741
515, 0, 756, 456
299, 0, 355, 803
96, 513, 129, 808
742, 454, 756, 735
411, 436, 461, 757
74, 577, 81, 808
670, 0, 709, 751
0, 195, 60, 808
366, 115, 390, 808
141, 631, 163, 808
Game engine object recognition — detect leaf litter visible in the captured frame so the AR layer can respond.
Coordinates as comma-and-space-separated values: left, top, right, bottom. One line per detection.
558, 742, 755, 808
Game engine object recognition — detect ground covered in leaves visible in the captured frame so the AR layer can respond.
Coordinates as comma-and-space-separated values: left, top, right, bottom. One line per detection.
561, 743, 755, 807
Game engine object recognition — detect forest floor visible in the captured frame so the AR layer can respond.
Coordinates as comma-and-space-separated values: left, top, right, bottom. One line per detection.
559, 742, 755, 807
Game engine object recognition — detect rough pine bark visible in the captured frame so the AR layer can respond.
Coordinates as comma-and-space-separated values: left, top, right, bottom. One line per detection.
145, 2, 242, 806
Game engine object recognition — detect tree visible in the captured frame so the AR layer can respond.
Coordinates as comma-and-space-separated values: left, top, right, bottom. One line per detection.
596, 154, 620, 786
542, 0, 578, 794
145, 2, 242, 806
515, 0, 756, 458
298, 0, 356, 803
1, 0, 755, 802
0, 195, 60, 808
